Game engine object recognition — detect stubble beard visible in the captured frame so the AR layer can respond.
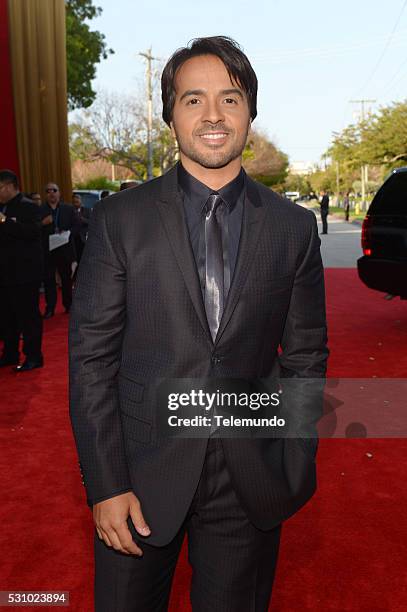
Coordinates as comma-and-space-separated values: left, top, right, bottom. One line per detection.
175, 124, 250, 170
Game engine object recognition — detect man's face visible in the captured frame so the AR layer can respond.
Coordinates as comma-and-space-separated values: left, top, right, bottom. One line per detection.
170, 54, 251, 170
72, 195, 81, 208
0, 182, 12, 204
45, 183, 60, 205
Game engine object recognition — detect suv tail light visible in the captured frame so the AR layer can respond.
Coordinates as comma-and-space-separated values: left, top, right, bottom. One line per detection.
361, 215, 373, 255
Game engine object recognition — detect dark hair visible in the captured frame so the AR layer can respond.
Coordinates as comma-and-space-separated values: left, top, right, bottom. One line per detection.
161, 36, 258, 127
0, 169, 18, 188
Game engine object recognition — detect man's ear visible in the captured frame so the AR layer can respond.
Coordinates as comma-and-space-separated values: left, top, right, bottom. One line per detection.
170, 121, 176, 139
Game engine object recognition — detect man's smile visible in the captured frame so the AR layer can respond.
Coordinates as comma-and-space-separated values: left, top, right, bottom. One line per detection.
199, 132, 229, 144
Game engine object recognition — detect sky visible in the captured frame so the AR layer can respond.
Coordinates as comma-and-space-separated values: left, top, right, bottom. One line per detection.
89, 0, 407, 166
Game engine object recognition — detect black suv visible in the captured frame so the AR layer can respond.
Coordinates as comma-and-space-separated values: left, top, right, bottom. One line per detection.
357, 167, 407, 298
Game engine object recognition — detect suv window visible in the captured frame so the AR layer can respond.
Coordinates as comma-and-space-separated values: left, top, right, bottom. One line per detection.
369, 172, 407, 216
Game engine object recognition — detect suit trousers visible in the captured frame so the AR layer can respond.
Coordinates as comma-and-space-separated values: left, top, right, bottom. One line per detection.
43, 249, 73, 312
0, 282, 43, 361
320, 210, 328, 234
94, 437, 282, 612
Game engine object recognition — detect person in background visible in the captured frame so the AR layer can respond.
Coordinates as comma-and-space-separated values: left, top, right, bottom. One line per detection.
100, 190, 110, 199
28, 192, 42, 206
0, 169, 44, 371
40, 183, 79, 318
119, 180, 139, 191
319, 190, 329, 234
71, 193, 89, 275
343, 192, 350, 222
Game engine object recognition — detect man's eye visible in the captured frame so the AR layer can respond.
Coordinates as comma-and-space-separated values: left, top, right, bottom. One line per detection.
187, 98, 200, 105
224, 98, 237, 104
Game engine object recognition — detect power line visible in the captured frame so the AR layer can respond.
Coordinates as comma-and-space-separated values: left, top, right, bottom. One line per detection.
251, 29, 407, 64
358, 0, 407, 93
379, 55, 407, 95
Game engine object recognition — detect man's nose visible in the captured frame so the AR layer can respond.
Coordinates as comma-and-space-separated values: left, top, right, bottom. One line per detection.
202, 98, 225, 124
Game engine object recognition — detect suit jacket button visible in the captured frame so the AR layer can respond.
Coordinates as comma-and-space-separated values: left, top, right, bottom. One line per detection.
212, 356, 222, 364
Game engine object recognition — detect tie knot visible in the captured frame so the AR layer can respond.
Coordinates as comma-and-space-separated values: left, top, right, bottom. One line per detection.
205, 193, 224, 217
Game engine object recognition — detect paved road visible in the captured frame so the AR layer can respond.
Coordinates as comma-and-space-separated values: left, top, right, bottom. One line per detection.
307, 209, 362, 268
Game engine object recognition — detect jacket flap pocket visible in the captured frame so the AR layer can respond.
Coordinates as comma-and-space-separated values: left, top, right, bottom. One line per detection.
120, 412, 151, 444
118, 372, 144, 402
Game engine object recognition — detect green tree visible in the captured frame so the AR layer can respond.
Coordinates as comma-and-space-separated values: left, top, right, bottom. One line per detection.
309, 166, 336, 194
326, 100, 407, 173
283, 173, 312, 195
242, 129, 288, 187
66, 0, 113, 110
360, 101, 407, 168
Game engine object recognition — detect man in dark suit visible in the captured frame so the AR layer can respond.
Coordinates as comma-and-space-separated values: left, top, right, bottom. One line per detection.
40, 183, 79, 317
0, 169, 44, 371
319, 190, 330, 234
69, 36, 328, 611
71, 193, 89, 262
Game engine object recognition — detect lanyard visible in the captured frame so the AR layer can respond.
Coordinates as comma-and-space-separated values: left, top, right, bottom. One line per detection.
52, 206, 60, 231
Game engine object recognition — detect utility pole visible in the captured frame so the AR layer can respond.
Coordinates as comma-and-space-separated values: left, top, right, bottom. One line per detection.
349, 99, 376, 122
349, 99, 376, 214
336, 160, 340, 200
139, 47, 160, 180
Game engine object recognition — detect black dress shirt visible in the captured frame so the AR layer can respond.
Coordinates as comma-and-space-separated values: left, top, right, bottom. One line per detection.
178, 163, 246, 300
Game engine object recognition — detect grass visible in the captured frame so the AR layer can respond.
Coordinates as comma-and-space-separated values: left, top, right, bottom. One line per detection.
328, 206, 366, 223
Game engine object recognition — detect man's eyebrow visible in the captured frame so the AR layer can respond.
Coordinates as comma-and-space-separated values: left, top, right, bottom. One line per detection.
179, 88, 244, 102
221, 88, 244, 98
179, 89, 205, 101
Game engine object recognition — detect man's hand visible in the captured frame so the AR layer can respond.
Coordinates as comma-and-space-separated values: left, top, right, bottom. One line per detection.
41, 215, 53, 225
93, 491, 151, 556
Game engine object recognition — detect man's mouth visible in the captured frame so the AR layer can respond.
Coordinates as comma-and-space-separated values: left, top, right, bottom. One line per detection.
199, 132, 229, 143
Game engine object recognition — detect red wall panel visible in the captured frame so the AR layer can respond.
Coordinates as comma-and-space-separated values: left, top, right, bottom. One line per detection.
0, 0, 19, 175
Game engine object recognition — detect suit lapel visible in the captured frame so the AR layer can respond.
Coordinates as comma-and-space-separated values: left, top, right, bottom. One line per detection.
155, 167, 268, 346
214, 176, 268, 346
155, 166, 212, 342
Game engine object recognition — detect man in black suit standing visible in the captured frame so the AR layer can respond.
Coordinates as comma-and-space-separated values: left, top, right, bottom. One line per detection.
40, 183, 78, 318
0, 169, 44, 371
71, 193, 89, 266
69, 36, 328, 611
319, 190, 330, 234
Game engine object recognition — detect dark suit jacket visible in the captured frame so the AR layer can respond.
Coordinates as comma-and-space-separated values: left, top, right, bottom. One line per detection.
0, 193, 43, 286
320, 194, 329, 212
69, 165, 329, 546
40, 201, 79, 263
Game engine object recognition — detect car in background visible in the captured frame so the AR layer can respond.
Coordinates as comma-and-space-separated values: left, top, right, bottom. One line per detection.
72, 189, 115, 210
284, 191, 300, 202
357, 167, 407, 298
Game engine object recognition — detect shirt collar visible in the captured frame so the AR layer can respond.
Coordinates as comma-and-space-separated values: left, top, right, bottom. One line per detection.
178, 162, 246, 214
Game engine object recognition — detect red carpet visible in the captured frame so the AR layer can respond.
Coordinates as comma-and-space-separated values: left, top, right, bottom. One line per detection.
0, 269, 406, 611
